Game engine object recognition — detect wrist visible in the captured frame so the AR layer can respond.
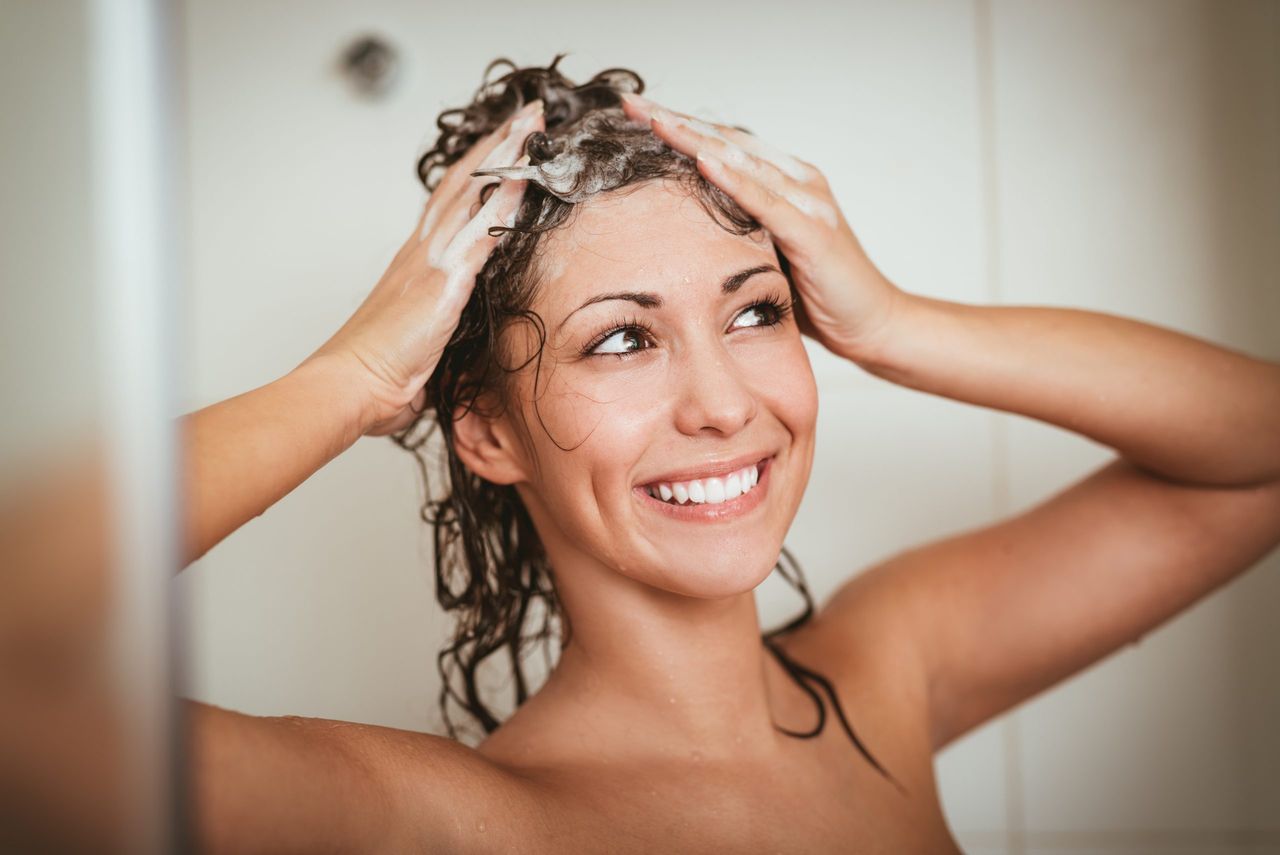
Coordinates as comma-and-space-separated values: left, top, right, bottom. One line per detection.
837, 283, 916, 372
850, 292, 969, 390
288, 352, 377, 448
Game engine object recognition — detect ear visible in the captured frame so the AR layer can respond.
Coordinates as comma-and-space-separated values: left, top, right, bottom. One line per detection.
451, 399, 529, 486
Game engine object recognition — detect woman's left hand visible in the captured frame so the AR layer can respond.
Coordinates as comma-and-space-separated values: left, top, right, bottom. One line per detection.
620, 93, 905, 364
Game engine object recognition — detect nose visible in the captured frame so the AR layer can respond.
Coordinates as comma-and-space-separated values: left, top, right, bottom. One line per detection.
670, 339, 758, 437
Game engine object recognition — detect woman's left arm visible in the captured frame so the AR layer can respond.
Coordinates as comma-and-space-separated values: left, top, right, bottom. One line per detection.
625, 93, 1280, 751
836, 298, 1280, 751
855, 294, 1280, 489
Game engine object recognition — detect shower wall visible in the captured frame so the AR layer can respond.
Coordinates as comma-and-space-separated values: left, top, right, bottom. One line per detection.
177, 2, 1280, 852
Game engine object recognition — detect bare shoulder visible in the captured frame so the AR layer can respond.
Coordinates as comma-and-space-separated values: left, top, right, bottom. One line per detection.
188, 699, 529, 854
797, 553, 933, 700
779, 560, 939, 769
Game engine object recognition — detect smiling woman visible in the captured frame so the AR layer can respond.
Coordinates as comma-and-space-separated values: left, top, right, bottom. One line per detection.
393, 54, 901, 786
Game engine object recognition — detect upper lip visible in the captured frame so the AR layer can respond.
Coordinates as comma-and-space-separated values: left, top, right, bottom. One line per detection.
635, 451, 774, 487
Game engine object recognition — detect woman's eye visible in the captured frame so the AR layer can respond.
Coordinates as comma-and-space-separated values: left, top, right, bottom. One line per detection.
593, 328, 648, 355
732, 303, 776, 329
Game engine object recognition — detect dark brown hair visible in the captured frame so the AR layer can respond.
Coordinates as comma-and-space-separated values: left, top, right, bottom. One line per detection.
393, 54, 903, 793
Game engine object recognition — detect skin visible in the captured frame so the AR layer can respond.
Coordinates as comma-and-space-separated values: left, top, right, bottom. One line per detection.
129, 91, 1280, 853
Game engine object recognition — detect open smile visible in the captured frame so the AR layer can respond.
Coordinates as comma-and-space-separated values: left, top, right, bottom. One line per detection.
633, 456, 773, 522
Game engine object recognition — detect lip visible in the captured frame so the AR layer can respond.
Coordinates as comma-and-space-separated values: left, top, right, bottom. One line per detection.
633, 455, 774, 523
634, 451, 774, 488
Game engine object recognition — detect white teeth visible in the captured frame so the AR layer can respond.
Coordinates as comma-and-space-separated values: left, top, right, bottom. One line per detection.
643, 461, 764, 506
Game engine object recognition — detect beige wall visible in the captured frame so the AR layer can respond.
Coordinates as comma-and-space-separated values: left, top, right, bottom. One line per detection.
176, 2, 1280, 852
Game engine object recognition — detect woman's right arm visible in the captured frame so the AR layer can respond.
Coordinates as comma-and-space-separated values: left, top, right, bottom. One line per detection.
180, 355, 369, 565
187, 699, 510, 854
180, 99, 545, 568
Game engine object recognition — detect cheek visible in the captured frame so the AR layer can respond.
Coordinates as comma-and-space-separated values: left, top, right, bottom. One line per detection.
522, 358, 668, 453
510, 358, 667, 512
743, 335, 819, 512
743, 335, 819, 434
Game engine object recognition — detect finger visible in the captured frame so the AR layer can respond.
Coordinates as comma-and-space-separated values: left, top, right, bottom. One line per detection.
694, 148, 822, 250
446, 100, 543, 198
431, 174, 528, 320
397, 103, 532, 264
626, 94, 816, 183
714, 145, 839, 229
393, 177, 465, 266
413, 99, 543, 243
424, 106, 544, 251
423, 152, 530, 267
654, 107, 815, 184
408, 124, 510, 248
727, 130, 816, 184
401, 188, 441, 258
434, 100, 534, 196
464, 106, 545, 203
619, 91, 658, 124
635, 105, 840, 235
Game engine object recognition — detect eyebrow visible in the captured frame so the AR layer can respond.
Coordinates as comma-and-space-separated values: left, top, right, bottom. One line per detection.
555, 263, 782, 334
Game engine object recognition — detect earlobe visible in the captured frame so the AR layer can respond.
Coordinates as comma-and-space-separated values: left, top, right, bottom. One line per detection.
451, 404, 527, 486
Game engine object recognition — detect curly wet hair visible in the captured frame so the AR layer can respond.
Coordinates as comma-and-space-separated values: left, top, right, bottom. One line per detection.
393, 54, 903, 793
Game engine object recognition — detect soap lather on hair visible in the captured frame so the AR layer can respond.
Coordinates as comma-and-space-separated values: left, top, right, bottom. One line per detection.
472, 115, 671, 204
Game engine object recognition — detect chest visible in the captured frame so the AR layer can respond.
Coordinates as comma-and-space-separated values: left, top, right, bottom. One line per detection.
561, 766, 959, 853
459, 610, 957, 851
461, 730, 962, 854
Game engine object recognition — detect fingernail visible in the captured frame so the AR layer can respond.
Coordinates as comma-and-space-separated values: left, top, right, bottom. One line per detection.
502, 101, 534, 132
515, 102, 544, 132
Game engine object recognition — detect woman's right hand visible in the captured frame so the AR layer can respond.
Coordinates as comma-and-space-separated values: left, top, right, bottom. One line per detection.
306, 99, 545, 437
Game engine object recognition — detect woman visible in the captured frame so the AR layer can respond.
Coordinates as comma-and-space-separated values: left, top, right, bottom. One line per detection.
184, 57, 1280, 853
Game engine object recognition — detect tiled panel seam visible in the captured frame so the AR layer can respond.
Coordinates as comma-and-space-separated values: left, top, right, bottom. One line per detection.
972, 2, 1026, 854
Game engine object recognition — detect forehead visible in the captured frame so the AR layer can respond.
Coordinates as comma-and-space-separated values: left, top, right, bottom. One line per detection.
532, 180, 774, 297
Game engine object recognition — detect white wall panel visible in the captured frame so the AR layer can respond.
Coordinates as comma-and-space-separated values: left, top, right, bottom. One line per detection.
988, 0, 1280, 847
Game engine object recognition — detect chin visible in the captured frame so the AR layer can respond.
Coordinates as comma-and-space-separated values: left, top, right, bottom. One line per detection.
641, 542, 783, 600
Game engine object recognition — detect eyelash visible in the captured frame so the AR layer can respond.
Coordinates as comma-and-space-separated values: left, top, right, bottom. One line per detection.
580, 293, 795, 359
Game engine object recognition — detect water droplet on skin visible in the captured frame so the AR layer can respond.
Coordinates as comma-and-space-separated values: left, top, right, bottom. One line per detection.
477, 821, 486, 833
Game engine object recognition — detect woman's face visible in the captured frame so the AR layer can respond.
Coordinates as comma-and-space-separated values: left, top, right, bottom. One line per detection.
501, 180, 819, 599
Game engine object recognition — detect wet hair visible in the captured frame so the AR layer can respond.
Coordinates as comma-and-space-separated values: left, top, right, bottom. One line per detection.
393, 54, 904, 794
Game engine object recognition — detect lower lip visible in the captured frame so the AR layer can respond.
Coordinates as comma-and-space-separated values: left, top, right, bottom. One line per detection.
633, 457, 773, 522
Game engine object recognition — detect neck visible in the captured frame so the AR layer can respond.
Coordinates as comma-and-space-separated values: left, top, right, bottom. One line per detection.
533, 539, 791, 761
